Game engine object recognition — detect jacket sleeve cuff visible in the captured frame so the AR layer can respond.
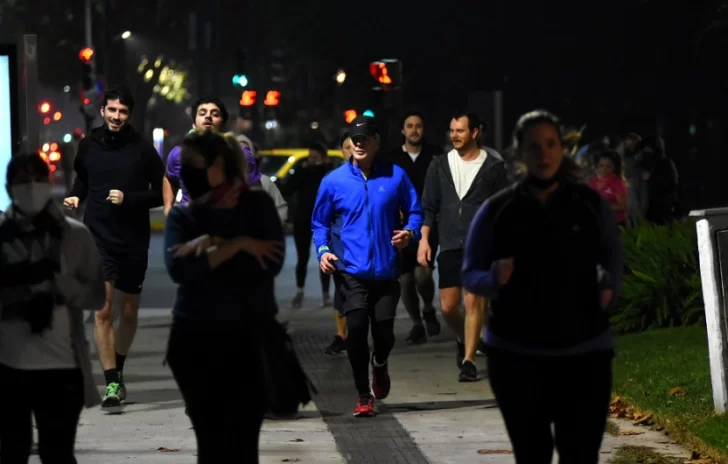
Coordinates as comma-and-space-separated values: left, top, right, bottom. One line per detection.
423, 212, 435, 228
316, 245, 330, 261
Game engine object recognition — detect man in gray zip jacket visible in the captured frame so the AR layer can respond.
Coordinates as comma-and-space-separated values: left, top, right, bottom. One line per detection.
418, 112, 508, 382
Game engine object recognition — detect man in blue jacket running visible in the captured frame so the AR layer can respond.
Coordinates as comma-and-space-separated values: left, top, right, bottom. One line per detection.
312, 116, 423, 417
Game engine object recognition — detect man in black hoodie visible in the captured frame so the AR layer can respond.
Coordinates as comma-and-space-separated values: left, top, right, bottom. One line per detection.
385, 110, 442, 344
419, 112, 507, 382
63, 86, 164, 408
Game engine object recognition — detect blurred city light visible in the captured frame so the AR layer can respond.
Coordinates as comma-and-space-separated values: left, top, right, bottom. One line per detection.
335, 69, 347, 85
344, 109, 357, 123
39, 101, 51, 114
363, 109, 375, 117
265, 120, 278, 130
79, 47, 94, 64
63, 85, 70, 93
121, 31, 132, 39
310, 121, 320, 130
63, 133, 72, 143
53, 111, 62, 121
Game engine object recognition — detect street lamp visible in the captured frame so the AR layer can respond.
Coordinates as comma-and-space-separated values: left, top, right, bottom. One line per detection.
335, 69, 346, 85
121, 31, 132, 40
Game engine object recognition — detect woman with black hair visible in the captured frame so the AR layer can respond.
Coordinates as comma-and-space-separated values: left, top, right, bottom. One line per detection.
164, 129, 285, 463
589, 150, 629, 227
462, 110, 622, 463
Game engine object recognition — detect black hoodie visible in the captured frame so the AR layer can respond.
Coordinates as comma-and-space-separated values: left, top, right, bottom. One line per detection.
69, 125, 164, 253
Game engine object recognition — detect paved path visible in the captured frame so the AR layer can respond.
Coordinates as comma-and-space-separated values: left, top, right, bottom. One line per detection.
25, 234, 694, 463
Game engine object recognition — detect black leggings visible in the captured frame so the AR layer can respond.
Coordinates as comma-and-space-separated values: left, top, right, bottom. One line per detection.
347, 309, 396, 396
167, 324, 266, 464
293, 223, 331, 292
486, 348, 613, 464
0, 364, 84, 464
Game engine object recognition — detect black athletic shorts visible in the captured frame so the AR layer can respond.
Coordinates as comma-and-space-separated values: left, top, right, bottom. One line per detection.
333, 273, 400, 321
436, 249, 463, 289
97, 245, 149, 295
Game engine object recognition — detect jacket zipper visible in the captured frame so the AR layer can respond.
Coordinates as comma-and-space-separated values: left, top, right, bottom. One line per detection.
363, 177, 375, 278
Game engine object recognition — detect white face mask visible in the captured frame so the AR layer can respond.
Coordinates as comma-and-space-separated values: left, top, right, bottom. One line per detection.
11, 182, 52, 215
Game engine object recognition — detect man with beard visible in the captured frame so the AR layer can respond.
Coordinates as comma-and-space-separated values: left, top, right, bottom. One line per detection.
163, 97, 229, 214
419, 112, 507, 382
384, 110, 442, 344
64, 86, 164, 408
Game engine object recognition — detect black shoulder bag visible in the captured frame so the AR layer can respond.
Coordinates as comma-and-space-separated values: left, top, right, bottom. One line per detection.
256, 315, 318, 417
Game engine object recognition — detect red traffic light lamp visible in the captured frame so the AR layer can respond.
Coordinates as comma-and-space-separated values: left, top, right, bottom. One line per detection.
240, 90, 257, 107
79, 47, 94, 64
264, 90, 281, 106
369, 62, 392, 85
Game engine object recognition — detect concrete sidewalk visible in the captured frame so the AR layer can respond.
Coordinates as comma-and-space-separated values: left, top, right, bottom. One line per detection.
28, 307, 694, 463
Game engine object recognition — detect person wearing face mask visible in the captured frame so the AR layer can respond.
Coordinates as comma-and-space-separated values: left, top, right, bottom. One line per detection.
0, 153, 105, 463
63, 86, 165, 409
462, 110, 622, 463
164, 129, 285, 463
284, 142, 334, 309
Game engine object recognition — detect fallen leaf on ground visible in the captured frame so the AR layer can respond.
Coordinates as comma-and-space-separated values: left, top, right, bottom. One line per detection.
633, 412, 653, 425
157, 447, 180, 452
477, 449, 512, 455
668, 386, 686, 397
617, 429, 644, 436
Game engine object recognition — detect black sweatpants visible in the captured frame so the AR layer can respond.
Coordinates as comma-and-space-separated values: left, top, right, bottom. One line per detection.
0, 364, 84, 464
293, 222, 331, 293
167, 324, 267, 463
486, 348, 613, 464
335, 273, 400, 396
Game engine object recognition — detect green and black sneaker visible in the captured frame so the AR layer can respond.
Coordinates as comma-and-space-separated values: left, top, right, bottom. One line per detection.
117, 372, 127, 404
102, 382, 122, 408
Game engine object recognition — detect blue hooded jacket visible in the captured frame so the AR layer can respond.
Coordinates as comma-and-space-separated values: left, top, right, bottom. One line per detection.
312, 158, 423, 280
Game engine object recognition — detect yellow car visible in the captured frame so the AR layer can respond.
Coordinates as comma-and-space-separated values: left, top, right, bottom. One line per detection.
258, 148, 344, 185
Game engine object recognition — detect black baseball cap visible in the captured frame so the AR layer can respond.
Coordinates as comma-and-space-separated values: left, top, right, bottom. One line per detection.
350, 116, 378, 138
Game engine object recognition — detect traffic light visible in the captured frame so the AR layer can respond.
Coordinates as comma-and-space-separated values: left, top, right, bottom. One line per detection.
240, 90, 257, 107
344, 109, 357, 124
369, 59, 402, 90
79, 47, 94, 64
264, 90, 280, 106
232, 74, 248, 88
370, 62, 392, 85
79, 47, 96, 98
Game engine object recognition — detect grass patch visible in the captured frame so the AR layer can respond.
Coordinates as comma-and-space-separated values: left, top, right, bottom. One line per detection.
606, 420, 620, 435
610, 446, 683, 464
614, 325, 728, 457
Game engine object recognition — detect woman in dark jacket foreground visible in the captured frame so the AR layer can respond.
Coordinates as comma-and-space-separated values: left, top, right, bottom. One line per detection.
164, 129, 285, 463
462, 110, 622, 464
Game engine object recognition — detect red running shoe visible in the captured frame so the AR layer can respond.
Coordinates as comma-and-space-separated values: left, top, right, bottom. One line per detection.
371, 358, 391, 400
353, 396, 375, 417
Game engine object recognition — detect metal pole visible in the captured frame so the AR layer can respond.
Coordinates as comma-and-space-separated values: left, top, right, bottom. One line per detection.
18, 35, 39, 153
85, 0, 93, 50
